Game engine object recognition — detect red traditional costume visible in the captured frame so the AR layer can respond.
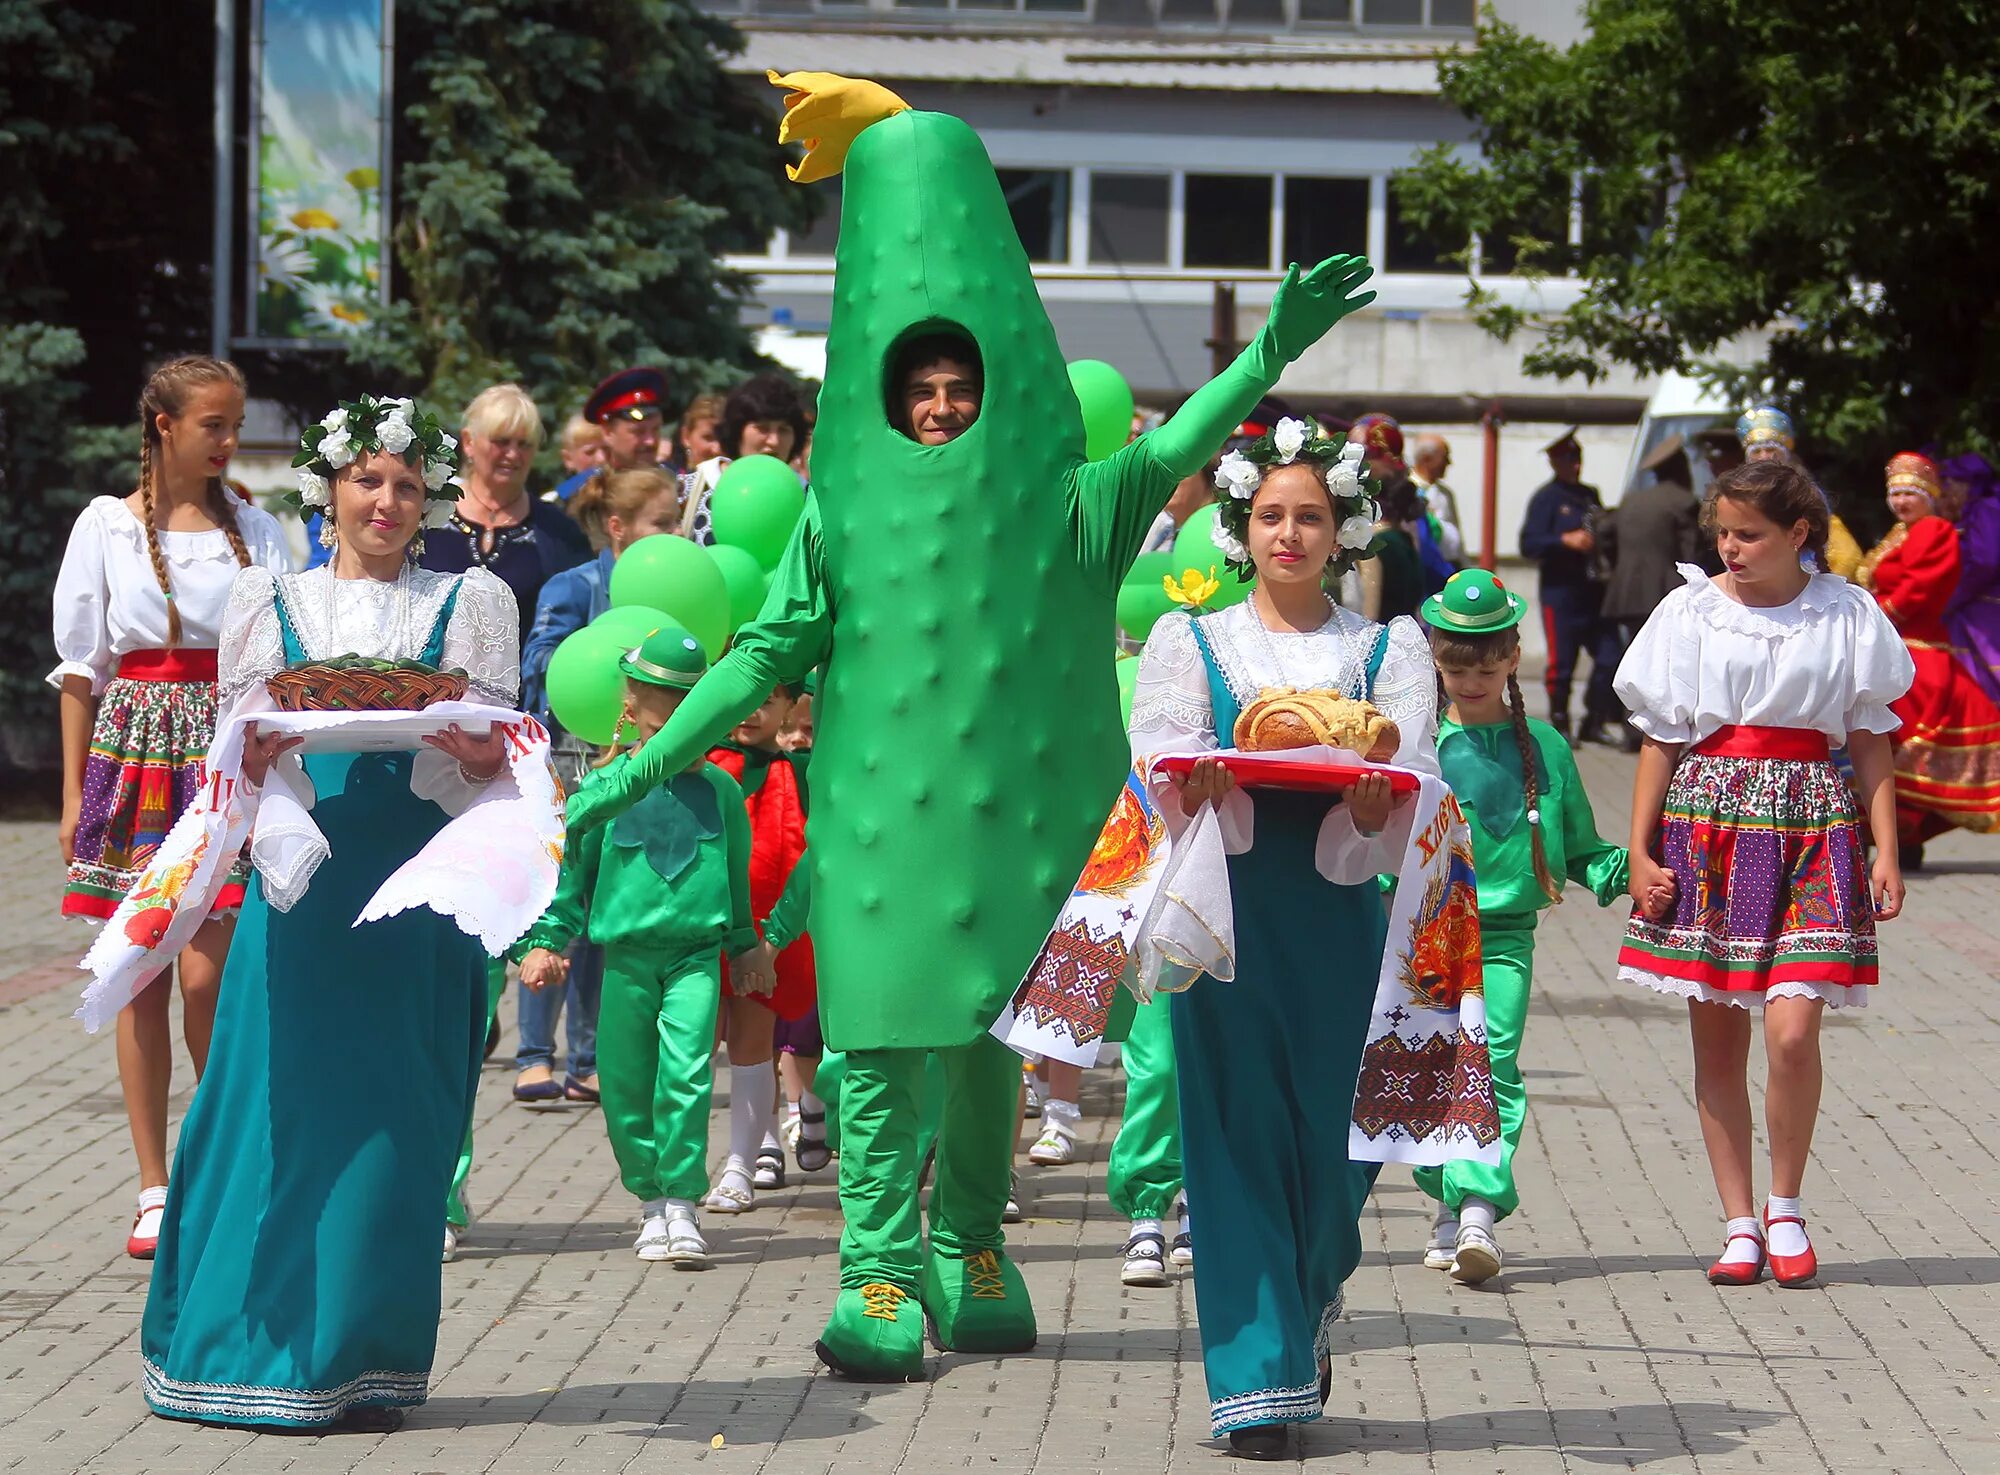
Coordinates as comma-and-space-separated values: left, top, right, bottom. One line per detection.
707, 743, 817, 1020
1862, 507, 2000, 843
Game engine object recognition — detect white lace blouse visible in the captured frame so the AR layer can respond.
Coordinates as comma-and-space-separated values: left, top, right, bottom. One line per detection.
49, 495, 293, 693
1613, 564, 1914, 747
216, 564, 521, 814
1129, 600, 1440, 880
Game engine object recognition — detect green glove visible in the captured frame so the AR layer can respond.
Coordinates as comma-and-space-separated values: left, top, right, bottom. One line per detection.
1260, 254, 1377, 364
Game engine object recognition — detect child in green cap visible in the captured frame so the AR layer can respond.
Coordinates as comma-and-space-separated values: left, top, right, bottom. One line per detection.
514, 625, 776, 1268
1415, 569, 1673, 1283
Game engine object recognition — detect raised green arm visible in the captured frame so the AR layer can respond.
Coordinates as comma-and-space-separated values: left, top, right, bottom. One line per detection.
1072, 254, 1377, 581
566, 502, 835, 834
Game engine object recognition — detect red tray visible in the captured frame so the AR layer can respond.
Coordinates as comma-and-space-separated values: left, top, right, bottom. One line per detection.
1153, 754, 1422, 796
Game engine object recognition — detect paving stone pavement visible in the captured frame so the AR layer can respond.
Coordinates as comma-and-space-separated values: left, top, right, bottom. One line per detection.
2, 752, 1997, 1475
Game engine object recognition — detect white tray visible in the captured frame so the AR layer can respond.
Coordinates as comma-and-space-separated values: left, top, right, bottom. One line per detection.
238, 703, 507, 755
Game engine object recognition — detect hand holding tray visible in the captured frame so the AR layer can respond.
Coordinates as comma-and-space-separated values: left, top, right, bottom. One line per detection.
1152, 745, 1422, 796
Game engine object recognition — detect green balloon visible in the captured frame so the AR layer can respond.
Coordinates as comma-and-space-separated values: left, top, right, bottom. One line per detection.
1068, 359, 1134, 462
589, 604, 674, 651
710, 454, 807, 570
545, 624, 630, 746
1122, 550, 1175, 591
707, 542, 768, 633
1115, 653, 1138, 728
607, 534, 730, 659
1116, 578, 1175, 644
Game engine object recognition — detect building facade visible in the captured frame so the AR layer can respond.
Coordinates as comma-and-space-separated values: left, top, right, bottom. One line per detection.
716, 0, 1658, 556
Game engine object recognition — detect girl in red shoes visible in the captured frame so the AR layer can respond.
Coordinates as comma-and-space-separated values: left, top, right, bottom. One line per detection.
1615, 460, 1913, 1287
51, 357, 291, 1257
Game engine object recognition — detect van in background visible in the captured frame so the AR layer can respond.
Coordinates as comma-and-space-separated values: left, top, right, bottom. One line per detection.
1619, 370, 1734, 503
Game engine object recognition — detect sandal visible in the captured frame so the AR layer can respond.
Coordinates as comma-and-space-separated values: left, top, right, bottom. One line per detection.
1120, 1227, 1169, 1287
703, 1163, 756, 1214
753, 1146, 787, 1191
795, 1107, 832, 1172
513, 1065, 563, 1103
563, 1072, 600, 1103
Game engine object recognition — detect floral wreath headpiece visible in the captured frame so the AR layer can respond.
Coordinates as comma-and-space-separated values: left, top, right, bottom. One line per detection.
1209, 416, 1380, 577
289, 395, 463, 530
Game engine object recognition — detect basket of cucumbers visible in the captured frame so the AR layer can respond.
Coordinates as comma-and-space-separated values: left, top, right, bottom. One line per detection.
267, 656, 471, 713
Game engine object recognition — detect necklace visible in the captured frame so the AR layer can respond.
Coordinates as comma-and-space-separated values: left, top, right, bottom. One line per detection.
1242, 595, 1372, 698
320, 561, 414, 660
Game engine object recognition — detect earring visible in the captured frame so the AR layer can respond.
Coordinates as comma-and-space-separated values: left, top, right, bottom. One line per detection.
317, 516, 337, 550
408, 531, 426, 561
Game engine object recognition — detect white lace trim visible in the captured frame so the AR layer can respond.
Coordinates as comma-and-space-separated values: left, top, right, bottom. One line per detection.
1209, 1292, 1344, 1434
1620, 966, 1872, 1010
1672, 562, 1872, 642
142, 1355, 428, 1425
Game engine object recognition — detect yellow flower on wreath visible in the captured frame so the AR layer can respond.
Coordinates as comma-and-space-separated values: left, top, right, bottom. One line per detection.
1164, 566, 1222, 611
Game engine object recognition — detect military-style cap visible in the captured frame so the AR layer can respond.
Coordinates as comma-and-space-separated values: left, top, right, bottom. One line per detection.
619, 624, 708, 690
1420, 568, 1527, 634
586, 367, 669, 425
1543, 426, 1581, 454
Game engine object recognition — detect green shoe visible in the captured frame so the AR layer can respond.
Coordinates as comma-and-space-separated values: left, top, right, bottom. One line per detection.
921, 1246, 1037, 1354
815, 1283, 926, 1382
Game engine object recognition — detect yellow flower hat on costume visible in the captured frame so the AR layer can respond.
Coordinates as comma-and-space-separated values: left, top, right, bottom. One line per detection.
767, 71, 912, 183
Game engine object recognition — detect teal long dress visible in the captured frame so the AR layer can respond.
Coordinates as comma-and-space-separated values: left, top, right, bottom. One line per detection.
1147, 604, 1421, 1438
141, 578, 492, 1429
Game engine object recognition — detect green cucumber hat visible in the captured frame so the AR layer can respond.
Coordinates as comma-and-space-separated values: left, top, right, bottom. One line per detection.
1420, 568, 1526, 634
619, 624, 708, 690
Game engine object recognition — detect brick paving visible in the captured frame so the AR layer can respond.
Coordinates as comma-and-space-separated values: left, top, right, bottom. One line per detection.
2, 753, 1997, 1474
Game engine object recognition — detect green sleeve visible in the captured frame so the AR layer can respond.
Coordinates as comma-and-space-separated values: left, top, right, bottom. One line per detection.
512, 814, 601, 959
567, 501, 833, 834
1553, 744, 1629, 904
715, 768, 759, 958
1070, 327, 1287, 586
763, 852, 812, 952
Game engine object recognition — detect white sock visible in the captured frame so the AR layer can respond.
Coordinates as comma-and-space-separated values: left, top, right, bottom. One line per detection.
1765, 1196, 1809, 1257
1720, 1216, 1765, 1267
640, 1196, 669, 1221
1459, 1196, 1497, 1234
1128, 1217, 1163, 1248
1043, 1098, 1081, 1138
1432, 1199, 1459, 1235
800, 1089, 826, 1123
729, 1063, 775, 1165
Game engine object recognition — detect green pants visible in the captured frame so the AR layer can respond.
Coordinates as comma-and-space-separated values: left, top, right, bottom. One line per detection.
814, 1049, 944, 1168
597, 945, 722, 1204
446, 956, 510, 1229
1106, 991, 1182, 1220
836, 1035, 1017, 1291
1414, 923, 1534, 1221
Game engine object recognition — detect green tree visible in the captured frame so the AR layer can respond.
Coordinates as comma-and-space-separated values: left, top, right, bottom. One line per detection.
352, 0, 809, 425
1395, 1, 2000, 491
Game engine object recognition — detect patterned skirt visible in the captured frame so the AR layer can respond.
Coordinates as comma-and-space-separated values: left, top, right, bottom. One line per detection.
63, 651, 247, 921
1618, 727, 1877, 1009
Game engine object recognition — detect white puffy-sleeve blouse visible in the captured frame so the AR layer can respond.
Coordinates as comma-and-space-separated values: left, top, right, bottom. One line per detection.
49, 495, 294, 693
1613, 564, 1914, 747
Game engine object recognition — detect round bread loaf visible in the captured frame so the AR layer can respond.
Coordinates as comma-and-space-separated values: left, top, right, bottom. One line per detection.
1233, 688, 1400, 762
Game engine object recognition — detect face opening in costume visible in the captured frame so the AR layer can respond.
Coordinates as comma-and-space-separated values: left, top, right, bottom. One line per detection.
887, 326, 983, 447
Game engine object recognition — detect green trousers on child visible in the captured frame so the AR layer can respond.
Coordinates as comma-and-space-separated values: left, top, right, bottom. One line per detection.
446, 956, 510, 1230
1413, 924, 1535, 1219
1105, 990, 1182, 1221
596, 945, 722, 1204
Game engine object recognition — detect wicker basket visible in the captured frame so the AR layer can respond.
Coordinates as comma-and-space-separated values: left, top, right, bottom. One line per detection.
267, 661, 470, 713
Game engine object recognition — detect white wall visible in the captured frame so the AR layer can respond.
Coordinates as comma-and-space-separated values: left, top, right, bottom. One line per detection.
1484, 0, 1587, 45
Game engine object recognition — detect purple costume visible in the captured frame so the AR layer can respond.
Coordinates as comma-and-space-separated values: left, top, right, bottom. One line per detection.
1944, 453, 2000, 705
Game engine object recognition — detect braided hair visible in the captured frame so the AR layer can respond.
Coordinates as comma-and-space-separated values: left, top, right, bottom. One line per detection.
137, 356, 251, 645
1429, 625, 1562, 905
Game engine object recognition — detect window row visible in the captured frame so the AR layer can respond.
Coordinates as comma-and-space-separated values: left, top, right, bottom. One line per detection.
698, 0, 1474, 27
779, 167, 1512, 276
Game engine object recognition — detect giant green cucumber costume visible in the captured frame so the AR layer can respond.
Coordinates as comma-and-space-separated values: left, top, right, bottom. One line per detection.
566, 71, 1377, 1380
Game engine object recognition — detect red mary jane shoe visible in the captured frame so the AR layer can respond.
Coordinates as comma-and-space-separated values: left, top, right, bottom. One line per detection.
1706, 1230, 1766, 1286
1764, 1209, 1818, 1287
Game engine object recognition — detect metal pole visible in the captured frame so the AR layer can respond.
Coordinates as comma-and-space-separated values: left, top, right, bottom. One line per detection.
210, 0, 234, 358
1479, 399, 1504, 572
1206, 282, 1236, 381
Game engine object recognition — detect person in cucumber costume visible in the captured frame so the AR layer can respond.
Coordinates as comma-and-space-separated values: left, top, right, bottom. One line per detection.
564, 70, 1378, 1382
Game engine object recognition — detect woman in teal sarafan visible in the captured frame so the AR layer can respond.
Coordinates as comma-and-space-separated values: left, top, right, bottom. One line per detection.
564, 71, 1381, 1383
140, 399, 521, 1432
1127, 424, 1438, 1461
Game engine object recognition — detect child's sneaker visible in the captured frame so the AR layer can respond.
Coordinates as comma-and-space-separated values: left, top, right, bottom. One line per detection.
1424, 1201, 1460, 1270
1449, 1223, 1502, 1285
1003, 1169, 1027, 1224
1027, 1099, 1080, 1166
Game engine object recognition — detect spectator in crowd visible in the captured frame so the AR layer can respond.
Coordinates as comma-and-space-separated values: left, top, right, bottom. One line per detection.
684, 374, 813, 544
559, 414, 607, 478
549, 368, 673, 503
672, 393, 727, 476
1360, 473, 1426, 622
1599, 434, 1702, 749
1519, 428, 1621, 743
1409, 432, 1467, 565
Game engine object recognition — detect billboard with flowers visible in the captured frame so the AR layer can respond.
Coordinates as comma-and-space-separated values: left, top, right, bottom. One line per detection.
252, 0, 389, 341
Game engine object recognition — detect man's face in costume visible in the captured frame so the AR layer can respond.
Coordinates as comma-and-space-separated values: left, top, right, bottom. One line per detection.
900, 355, 982, 446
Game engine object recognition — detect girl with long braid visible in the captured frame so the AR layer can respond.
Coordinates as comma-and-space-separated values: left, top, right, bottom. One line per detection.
51, 355, 292, 1258
1411, 570, 1664, 1284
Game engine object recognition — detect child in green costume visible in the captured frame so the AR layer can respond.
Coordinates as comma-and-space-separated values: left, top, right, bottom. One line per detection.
1414, 570, 1672, 1283
563, 70, 1379, 1381
517, 626, 775, 1270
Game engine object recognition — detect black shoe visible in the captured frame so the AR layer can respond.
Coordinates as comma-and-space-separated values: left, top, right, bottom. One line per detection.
1228, 1425, 1291, 1461
1319, 1353, 1333, 1408
1550, 713, 1573, 745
